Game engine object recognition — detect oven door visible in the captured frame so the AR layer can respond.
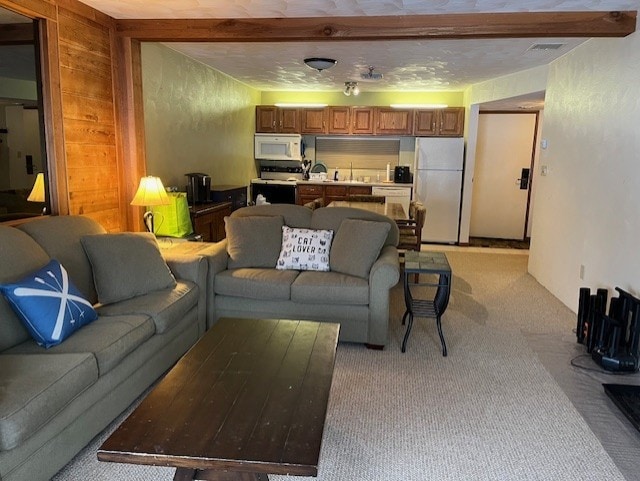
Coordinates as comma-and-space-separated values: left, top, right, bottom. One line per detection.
251, 182, 297, 204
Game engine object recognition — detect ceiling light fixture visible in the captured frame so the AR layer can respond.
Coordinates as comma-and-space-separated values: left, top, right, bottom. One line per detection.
304, 57, 337, 72
343, 81, 359, 96
361, 66, 383, 81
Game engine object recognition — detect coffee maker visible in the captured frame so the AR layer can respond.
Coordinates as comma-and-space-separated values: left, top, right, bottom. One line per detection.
185, 173, 211, 204
394, 166, 412, 184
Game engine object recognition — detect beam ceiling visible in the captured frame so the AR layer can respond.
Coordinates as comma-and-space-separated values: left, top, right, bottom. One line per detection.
115, 11, 636, 42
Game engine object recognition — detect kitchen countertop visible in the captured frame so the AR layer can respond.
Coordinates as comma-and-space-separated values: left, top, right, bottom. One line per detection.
251, 178, 412, 188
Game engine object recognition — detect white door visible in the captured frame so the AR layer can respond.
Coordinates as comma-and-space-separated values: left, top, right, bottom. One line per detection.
470, 113, 537, 240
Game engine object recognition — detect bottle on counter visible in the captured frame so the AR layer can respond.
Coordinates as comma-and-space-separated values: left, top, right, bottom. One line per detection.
334, 168, 339, 181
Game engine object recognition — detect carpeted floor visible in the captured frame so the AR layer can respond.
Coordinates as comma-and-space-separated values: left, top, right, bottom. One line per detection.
52, 251, 638, 481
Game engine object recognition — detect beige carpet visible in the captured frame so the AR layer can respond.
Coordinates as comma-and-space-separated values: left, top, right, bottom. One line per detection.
52, 251, 627, 481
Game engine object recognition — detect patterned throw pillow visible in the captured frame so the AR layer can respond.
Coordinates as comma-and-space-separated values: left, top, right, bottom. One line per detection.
0, 259, 97, 348
276, 226, 333, 271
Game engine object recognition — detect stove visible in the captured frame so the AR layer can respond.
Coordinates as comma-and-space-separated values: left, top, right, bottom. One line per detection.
260, 164, 304, 181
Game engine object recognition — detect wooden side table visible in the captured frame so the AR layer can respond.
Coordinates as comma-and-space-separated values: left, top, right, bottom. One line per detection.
401, 251, 451, 355
189, 202, 232, 242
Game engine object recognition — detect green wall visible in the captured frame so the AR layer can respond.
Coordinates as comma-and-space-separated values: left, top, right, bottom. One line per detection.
261, 90, 465, 106
141, 43, 260, 190
140, 44, 466, 191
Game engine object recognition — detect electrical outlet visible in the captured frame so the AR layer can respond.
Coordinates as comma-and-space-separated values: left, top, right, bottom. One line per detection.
579, 264, 585, 280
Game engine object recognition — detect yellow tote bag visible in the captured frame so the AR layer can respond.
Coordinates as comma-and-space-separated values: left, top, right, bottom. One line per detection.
150, 192, 193, 237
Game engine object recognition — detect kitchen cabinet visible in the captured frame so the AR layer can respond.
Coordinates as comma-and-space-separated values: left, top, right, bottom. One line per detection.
256, 106, 278, 133
327, 107, 350, 134
190, 202, 232, 242
414, 107, 465, 137
301, 108, 328, 134
255, 106, 301, 133
324, 185, 349, 206
327, 107, 375, 135
210, 185, 247, 211
296, 183, 324, 206
296, 183, 372, 206
375, 108, 413, 135
351, 107, 375, 135
256, 105, 464, 136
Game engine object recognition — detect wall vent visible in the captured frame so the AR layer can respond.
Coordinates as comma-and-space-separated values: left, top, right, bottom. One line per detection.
528, 43, 565, 51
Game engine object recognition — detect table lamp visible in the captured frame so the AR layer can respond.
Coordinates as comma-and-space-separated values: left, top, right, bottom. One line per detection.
130, 176, 170, 233
27, 172, 47, 215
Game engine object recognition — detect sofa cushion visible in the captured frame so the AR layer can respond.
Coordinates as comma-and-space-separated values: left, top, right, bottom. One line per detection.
311, 206, 399, 247
97, 280, 198, 334
7, 314, 154, 376
0, 259, 98, 348
291, 271, 369, 305
215, 268, 299, 300
81, 232, 177, 305
0, 352, 98, 451
276, 226, 333, 272
0, 226, 51, 352
225, 215, 284, 269
19, 215, 106, 304
330, 219, 391, 279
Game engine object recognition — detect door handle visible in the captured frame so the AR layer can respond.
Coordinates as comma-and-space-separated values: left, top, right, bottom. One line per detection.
516, 168, 531, 190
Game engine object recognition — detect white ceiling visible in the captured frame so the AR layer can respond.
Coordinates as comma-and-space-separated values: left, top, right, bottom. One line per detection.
3, 1, 639, 107
75, 0, 638, 98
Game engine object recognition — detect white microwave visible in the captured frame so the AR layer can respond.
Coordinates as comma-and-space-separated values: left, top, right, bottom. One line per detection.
254, 133, 302, 161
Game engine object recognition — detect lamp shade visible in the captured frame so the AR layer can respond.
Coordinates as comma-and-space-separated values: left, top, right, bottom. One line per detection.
27, 173, 46, 202
131, 176, 170, 206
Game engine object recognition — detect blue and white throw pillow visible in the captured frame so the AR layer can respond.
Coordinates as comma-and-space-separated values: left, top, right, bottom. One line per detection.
276, 226, 333, 271
0, 259, 97, 348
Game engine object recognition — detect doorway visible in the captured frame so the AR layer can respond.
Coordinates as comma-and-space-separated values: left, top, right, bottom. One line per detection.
469, 112, 538, 241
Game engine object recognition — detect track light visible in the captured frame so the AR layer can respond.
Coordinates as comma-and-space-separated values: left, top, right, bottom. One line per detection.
343, 81, 359, 96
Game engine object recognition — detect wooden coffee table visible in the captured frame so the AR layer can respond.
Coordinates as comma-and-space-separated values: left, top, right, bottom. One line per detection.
98, 318, 340, 480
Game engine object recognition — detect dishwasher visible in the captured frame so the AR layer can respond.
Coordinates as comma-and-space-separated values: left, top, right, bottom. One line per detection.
372, 185, 412, 214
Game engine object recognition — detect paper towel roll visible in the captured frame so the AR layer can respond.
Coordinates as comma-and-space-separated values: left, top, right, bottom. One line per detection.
386, 163, 391, 182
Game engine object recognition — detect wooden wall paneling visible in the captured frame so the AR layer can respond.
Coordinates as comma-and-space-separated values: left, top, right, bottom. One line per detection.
0, 0, 56, 20
57, 5, 121, 230
38, 15, 69, 215
113, 36, 147, 232
55, 0, 114, 27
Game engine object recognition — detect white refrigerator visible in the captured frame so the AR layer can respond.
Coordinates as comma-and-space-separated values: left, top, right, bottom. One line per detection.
414, 137, 465, 244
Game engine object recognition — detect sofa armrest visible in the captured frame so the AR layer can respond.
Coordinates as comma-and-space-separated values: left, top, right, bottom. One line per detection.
161, 240, 229, 331
367, 245, 401, 346
204, 239, 229, 276
162, 253, 208, 336
163, 253, 206, 284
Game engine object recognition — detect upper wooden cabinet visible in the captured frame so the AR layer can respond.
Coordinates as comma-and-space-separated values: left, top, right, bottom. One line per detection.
301, 108, 328, 134
414, 107, 465, 137
375, 108, 413, 135
257, 105, 464, 136
256, 106, 278, 132
351, 107, 375, 135
327, 107, 351, 134
255, 106, 301, 133
328, 107, 375, 134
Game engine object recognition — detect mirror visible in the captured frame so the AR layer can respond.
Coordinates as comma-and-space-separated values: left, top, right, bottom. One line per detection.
0, 6, 48, 221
